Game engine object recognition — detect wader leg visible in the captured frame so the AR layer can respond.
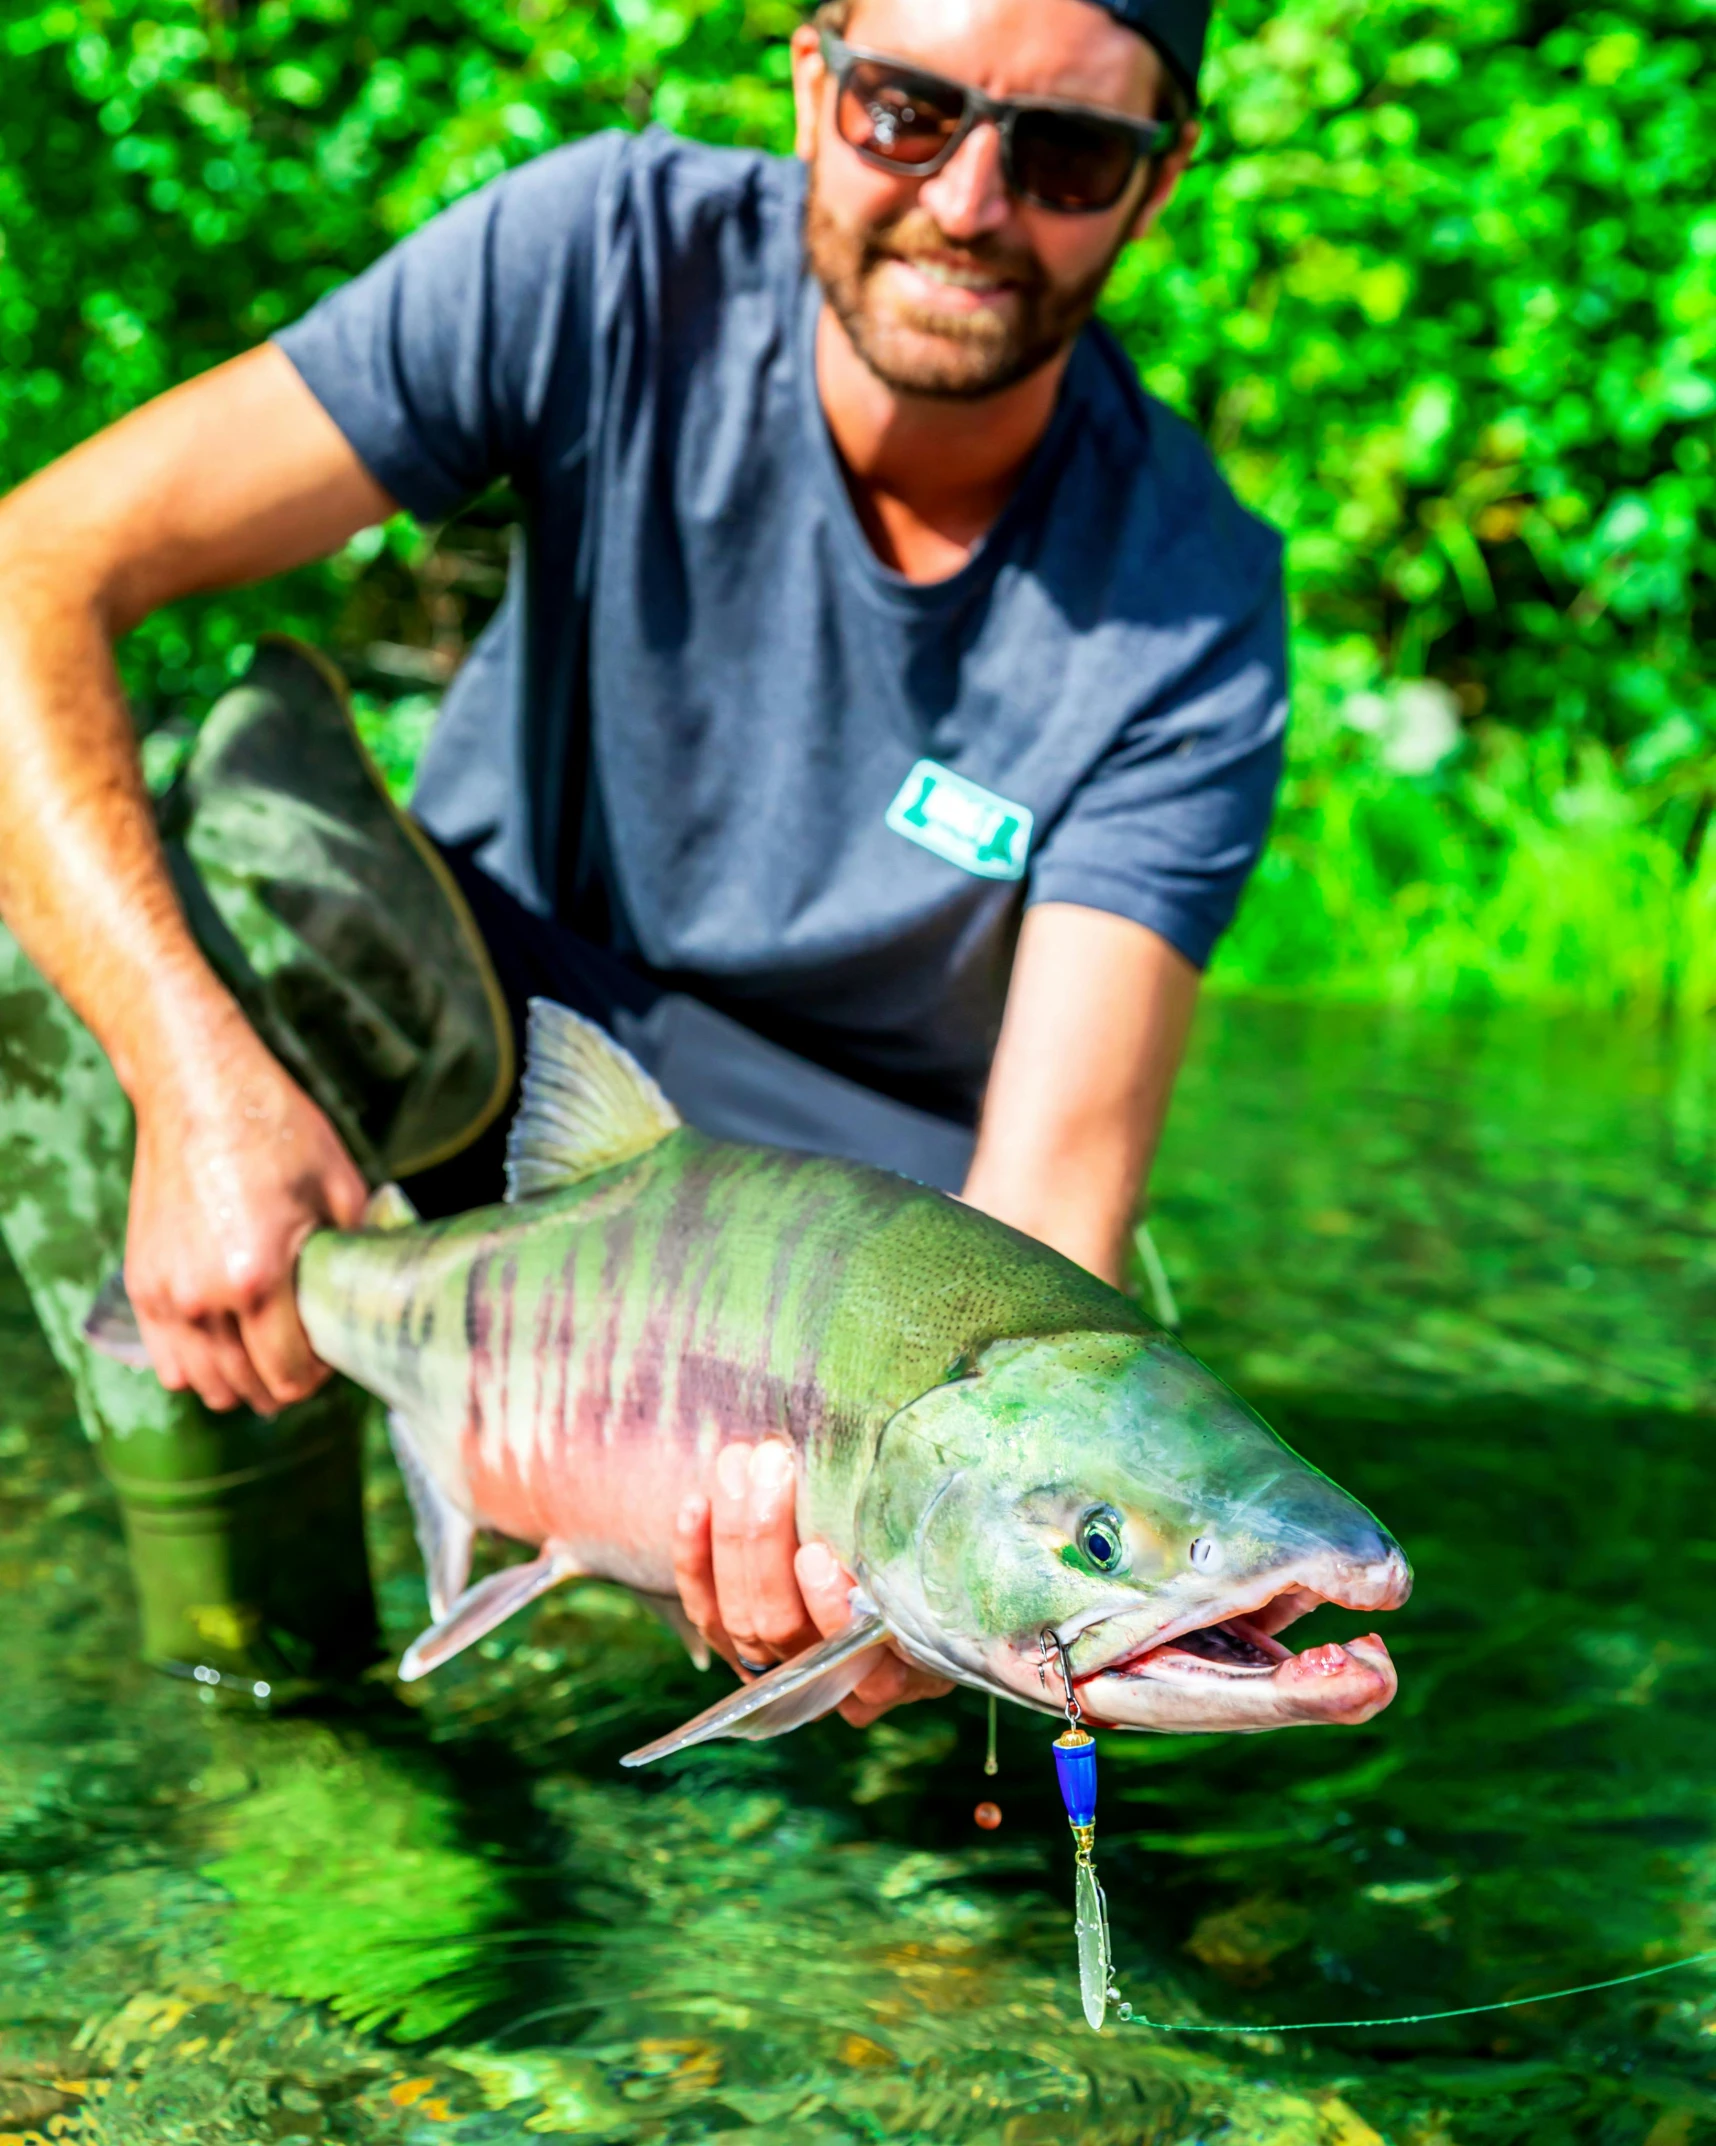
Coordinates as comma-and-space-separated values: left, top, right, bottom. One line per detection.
0, 635, 507, 1684
0, 931, 376, 1679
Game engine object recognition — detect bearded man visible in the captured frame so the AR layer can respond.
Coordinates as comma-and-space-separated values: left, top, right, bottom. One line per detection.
0, 0, 1283, 1708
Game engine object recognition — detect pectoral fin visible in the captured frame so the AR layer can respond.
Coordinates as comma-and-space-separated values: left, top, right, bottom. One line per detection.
398, 1545, 581, 1682
620, 1612, 889, 1767
387, 1411, 475, 1623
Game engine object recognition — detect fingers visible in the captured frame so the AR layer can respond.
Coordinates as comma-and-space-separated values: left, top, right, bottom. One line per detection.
131, 1258, 324, 1417
672, 1490, 737, 1669
797, 1539, 954, 1728
132, 1276, 321, 1416
318, 1144, 372, 1232
200, 1315, 273, 1414
134, 1310, 191, 1398
237, 1286, 332, 1411
708, 1440, 818, 1668
742, 1441, 818, 1658
839, 1654, 956, 1729
117, 1043, 370, 1417
139, 1309, 262, 1415
677, 1451, 954, 1724
794, 1538, 853, 1635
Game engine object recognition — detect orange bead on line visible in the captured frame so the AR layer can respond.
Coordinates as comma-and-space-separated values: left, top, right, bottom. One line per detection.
974, 1801, 1003, 1830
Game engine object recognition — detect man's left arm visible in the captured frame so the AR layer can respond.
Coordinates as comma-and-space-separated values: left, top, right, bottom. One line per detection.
965, 538, 1290, 1280
962, 903, 1199, 1284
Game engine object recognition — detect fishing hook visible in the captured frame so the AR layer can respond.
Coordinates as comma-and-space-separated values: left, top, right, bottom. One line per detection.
1038, 1627, 1081, 1725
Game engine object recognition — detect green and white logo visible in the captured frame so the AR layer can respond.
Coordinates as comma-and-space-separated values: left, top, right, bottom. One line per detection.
884, 760, 1034, 883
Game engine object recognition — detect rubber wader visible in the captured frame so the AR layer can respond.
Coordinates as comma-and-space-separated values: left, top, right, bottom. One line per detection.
0, 637, 511, 1681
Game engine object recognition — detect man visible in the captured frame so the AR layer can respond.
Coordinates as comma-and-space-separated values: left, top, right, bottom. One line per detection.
0, 0, 1284, 1712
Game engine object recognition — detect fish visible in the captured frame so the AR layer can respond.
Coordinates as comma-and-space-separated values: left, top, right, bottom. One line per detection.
87, 999, 1411, 1764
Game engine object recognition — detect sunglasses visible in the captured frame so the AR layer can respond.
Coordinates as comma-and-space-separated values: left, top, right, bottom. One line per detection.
818, 31, 1175, 216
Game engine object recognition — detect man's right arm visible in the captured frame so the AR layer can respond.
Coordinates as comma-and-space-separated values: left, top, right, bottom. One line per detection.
0, 345, 396, 1413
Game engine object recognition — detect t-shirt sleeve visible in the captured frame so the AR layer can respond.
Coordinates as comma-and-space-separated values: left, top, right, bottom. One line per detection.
1025, 566, 1288, 971
272, 133, 625, 522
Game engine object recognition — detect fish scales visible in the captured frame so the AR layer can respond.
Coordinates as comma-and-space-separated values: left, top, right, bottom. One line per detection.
300, 1128, 1136, 1593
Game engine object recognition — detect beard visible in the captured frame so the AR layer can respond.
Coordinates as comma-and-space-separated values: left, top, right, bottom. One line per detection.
805, 173, 1122, 401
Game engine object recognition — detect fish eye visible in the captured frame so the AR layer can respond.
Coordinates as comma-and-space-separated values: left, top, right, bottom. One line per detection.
1190, 1536, 1220, 1571
1077, 1504, 1127, 1574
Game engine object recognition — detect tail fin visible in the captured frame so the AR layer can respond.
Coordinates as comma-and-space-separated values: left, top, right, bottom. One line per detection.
82, 1272, 152, 1369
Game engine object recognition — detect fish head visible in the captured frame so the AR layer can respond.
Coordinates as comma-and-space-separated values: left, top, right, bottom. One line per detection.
856, 1330, 1411, 1734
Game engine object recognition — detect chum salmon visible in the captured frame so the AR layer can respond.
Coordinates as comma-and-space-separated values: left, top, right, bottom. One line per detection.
89, 1000, 1410, 1762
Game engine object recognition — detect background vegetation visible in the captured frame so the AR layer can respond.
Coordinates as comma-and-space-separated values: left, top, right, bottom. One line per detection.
3, 0, 1712, 1010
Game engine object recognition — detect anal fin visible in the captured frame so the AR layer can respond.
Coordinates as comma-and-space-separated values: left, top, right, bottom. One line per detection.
621, 1612, 889, 1766
387, 1411, 475, 1622
398, 1545, 581, 1683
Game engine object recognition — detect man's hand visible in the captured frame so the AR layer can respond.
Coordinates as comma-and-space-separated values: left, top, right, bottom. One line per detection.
124, 1005, 369, 1415
671, 1437, 953, 1726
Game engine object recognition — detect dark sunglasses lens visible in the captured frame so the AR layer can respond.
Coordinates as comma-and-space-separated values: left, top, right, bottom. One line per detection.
838, 60, 967, 169
1011, 109, 1140, 210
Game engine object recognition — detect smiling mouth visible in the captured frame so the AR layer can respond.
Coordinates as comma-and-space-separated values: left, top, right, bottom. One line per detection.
886, 254, 1020, 294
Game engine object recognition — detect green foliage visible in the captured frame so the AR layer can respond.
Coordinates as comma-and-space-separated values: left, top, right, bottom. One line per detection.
2, 0, 1712, 1006
1122, 0, 1716, 1009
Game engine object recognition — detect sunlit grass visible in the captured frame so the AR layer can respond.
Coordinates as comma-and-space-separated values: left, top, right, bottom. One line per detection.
1213, 668, 1716, 1019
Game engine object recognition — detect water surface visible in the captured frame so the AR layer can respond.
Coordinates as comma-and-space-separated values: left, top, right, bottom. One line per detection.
2, 1000, 1712, 2145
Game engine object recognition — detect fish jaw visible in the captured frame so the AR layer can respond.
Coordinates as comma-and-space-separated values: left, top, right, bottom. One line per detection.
1077, 1626, 1399, 1731
1048, 1541, 1412, 1733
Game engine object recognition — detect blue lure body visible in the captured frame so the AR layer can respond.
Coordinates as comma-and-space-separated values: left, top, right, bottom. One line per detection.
1053, 1728, 1097, 1827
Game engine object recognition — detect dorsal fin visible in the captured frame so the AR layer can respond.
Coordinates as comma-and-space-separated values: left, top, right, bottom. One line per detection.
363, 1182, 420, 1232
504, 998, 682, 1201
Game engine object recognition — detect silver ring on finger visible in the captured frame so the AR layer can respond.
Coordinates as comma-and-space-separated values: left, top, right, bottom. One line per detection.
735, 1654, 772, 1675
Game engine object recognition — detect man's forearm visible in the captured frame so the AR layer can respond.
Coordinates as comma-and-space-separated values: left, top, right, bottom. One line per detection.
964, 1106, 1160, 1285
962, 904, 1200, 1284
0, 347, 394, 1102
0, 555, 244, 1102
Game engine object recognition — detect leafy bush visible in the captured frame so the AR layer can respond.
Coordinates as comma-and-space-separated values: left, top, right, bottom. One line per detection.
1143, 0, 1716, 1008
2, 0, 1712, 1008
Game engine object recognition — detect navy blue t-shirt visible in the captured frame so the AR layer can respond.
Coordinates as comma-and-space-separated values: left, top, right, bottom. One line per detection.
275, 128, 1286, 1123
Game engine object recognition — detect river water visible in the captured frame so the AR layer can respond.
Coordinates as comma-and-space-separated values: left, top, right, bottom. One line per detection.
2, 1000, 1712, 2145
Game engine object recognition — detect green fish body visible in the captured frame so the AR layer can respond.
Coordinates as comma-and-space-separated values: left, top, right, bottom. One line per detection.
93, 1002, 1412, 1758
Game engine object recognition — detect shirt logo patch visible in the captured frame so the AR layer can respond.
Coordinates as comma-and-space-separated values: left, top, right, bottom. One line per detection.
885, 760, 1034, 883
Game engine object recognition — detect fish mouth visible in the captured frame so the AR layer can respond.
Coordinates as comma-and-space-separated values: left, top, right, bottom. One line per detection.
1113, 1610, 1296, 1675
1071, 1558, 1409, 1731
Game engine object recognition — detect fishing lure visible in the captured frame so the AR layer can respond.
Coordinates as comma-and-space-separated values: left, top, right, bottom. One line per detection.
1042, 1630, 1118, 2031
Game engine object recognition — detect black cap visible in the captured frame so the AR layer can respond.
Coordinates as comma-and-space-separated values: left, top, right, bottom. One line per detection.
1092, 0, 1209, 105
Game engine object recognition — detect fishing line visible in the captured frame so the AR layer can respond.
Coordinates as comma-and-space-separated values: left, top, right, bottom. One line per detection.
1040, 1655, 1716, 2036
1114, 1946, 1716, 2036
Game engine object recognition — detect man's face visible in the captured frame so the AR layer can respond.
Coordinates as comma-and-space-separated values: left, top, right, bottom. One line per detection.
792, 0, 1191, 399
